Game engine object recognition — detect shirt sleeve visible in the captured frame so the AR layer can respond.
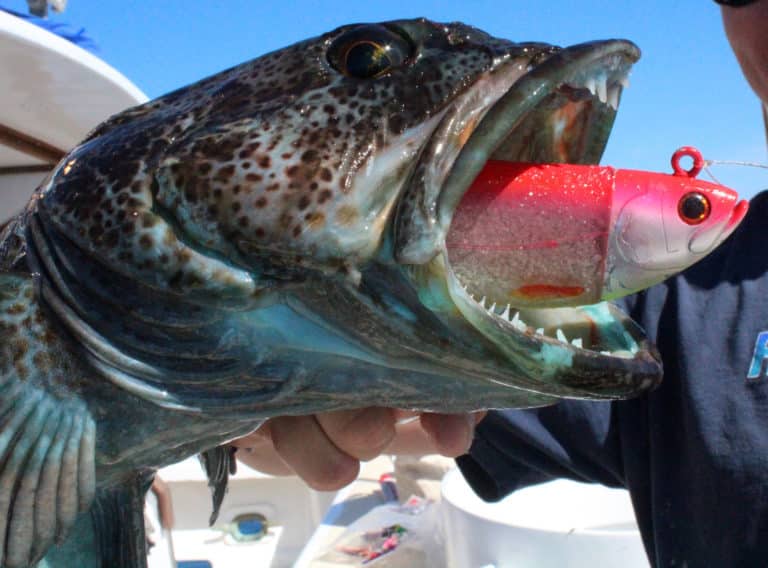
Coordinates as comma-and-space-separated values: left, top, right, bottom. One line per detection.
457, 397, 627, 502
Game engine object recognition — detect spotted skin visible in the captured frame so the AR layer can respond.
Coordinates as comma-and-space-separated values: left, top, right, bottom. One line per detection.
34, 20, 540, 303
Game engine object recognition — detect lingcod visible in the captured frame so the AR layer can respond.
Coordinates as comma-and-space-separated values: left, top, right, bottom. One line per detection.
0, 18, 745, 568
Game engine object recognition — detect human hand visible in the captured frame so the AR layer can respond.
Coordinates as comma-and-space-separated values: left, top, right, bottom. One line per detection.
231, 409, 485, 491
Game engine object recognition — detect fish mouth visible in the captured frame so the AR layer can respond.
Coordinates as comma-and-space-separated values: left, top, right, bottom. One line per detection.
396, 39, 661, 397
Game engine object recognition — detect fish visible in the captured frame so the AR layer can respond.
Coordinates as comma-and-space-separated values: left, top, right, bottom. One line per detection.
0, 18, 744, 567
446, 155, 749, 308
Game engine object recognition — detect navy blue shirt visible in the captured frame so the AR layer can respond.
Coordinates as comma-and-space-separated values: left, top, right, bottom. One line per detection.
458, 190, 768, 567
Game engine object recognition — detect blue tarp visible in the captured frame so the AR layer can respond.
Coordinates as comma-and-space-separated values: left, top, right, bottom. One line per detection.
0, 4, 97, 53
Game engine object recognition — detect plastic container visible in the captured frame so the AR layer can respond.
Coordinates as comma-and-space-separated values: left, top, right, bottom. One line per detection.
440, 468, 648, 567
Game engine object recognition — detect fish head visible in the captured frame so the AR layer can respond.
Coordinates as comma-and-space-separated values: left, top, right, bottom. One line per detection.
605, 169, 749, 296
35, 20, 668, 413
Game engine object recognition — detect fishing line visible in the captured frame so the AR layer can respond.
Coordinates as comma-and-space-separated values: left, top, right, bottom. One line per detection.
701, 158, 768, 185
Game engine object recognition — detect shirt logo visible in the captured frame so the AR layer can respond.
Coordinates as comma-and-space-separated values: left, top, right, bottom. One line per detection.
747, 331, 768, 380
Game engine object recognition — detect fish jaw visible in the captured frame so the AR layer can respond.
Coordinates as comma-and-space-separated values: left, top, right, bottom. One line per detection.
381, 39, 663, 399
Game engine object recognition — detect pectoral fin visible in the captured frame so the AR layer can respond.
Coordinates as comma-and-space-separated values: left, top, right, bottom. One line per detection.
0, 273, 96, 568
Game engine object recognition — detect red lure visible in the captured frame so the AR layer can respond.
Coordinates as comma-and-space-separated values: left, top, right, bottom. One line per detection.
446, 147, 749, 308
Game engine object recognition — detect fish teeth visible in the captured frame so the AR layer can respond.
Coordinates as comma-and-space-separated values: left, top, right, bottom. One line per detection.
488, 302, 497, 314
500, 305, 511, 321
479, 296, 487, 308
535, 327, 545, 336
596, 79, 608, 104
607, 85, 621, 110
556, 328, 568, 343
619, 75, 630, 89
571, 338, 583, 349
584, 77, 597, 97
510, 311, 526, 332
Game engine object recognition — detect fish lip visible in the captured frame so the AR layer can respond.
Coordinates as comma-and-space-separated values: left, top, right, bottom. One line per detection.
727, 199, 750, 233
396, 39, 663, 395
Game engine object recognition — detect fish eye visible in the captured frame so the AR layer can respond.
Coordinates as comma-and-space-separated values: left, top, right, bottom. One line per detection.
328, 25, 412, 79
677, 192, 711, 225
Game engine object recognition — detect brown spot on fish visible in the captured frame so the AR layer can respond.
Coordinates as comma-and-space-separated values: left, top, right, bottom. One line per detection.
305, 211, 325, 230
32, 351, 52, 373
216, 164, 236, 180
335, 205, 358, 227
6, 303, 25, 315
301, 150, 319, 164
139, 234, 154, 250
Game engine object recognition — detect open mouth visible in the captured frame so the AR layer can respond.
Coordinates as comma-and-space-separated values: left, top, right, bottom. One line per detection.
396, 40, 660, 392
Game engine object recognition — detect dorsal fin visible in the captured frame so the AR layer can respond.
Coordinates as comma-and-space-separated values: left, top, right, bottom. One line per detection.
0, 273, 96, 567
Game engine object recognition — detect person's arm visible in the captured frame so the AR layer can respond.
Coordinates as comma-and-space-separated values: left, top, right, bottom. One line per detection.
457, 400, 626, 501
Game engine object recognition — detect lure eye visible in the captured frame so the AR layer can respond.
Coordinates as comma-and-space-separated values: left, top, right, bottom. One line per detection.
678, 192, 711, 225
328, 25, 412, 79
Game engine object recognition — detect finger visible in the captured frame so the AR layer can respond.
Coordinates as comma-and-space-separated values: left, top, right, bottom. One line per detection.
231, 422, 294, 476
269, 415, 359, 491
420, 412, 481, 457
229, 421, 273, 449
315, 407, 397, 462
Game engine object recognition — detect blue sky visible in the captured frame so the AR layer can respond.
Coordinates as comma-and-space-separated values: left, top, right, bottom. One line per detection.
9, 0, 767, 197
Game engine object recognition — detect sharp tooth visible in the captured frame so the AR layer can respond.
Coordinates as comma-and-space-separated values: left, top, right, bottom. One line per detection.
479, 296, 487, 308
536, 327, 545, 336
619, 76, 630, 89
584, 77, 597, 96
556, 328, 568, 343
571, 338, 583, 349
488, 302, 497, 313
511, 311, 526, 331
596, 79, 608, 103
500, 305, 511, 320
607, 85, 620, 110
